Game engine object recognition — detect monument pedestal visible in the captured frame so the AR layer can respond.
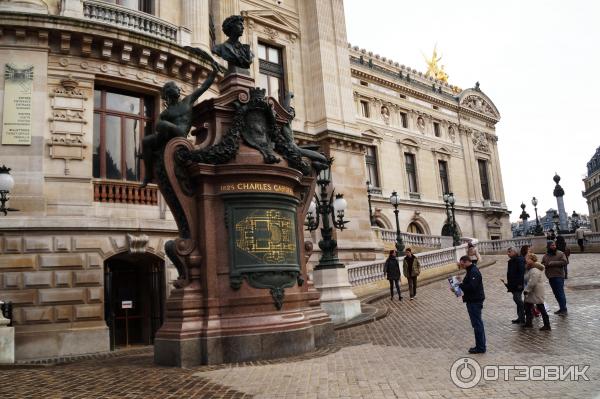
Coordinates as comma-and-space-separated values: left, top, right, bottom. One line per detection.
312, 267, 361, 324
0, 326, 14, 364
153, 78, 334, 367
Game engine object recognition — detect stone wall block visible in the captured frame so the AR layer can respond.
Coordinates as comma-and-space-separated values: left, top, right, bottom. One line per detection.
3, 272, 22, 289
74, 270, 103, 286
24, 237, 52, 253
0, 290, 36, 304
54, 271, 72, 287
38, 288, 85, 304
0, 255, 37, 270
54, 237, 71, 252
74, 237, 112, 257
39, 254, 84, 269
55, 305, 73, 321
23, 271, 53, 288
87, 287, 103, 303
74, 304, 103, 320
87, 253, 102, 269
22, 307, 54, 323
2, 236, 23, 253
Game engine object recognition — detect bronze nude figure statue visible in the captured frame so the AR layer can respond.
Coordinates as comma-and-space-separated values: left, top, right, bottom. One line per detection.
140, 60, 220, 187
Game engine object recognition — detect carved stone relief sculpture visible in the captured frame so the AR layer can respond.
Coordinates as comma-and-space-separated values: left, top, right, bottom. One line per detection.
472, 130, 490, 152
416, 116, 425, 133
380, 105, 390, 125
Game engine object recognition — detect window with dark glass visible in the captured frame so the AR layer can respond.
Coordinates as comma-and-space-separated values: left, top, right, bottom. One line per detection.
438, 160, 450, 194
93, 87, 155, 182
100, 0, 153, 13
365, 146, 380, 187
257, 42, 284, 102
433, 122, 441, 137
405, 153, 418, 193
400, 112, 408, 128
478, 159, 491, 200
360, 100, 370, 118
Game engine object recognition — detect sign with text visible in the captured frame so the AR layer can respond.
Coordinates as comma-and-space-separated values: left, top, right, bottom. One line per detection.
121, 300, 133, 309
219, 182, 294, 196
2, 64, 33, 145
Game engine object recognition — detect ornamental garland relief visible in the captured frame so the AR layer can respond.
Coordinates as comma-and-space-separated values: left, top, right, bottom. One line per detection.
461, 95, 496, 117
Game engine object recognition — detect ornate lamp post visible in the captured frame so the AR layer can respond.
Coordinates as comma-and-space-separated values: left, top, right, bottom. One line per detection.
531, 197, 544, 236
552, 210, 560, 233
305, 159, 349, 269
366, 181, 375, 226
389, 191, 404, 252
519, 202, 530, 236
0, 165, 16, 216
443, 192, 461, 246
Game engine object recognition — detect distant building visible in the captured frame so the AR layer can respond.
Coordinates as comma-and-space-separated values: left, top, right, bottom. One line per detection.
583, 146, 600, 232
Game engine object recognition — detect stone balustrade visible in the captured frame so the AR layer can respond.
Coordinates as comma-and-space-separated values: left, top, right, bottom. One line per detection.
82, 0, 179, 43
378, 229, 442, 249
476, 233, 600, 254
347, 244, 468, 286
93, 180, 158, 205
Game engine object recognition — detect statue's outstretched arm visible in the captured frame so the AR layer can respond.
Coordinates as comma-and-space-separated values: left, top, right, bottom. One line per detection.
185, 61, 220, 105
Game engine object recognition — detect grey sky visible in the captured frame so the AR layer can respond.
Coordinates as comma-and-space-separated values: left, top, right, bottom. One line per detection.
344, 0, 599, 221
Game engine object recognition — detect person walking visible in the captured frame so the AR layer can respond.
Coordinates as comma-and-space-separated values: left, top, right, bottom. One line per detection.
403, 248, 421, 300
542, 241, 568, 315
457, 255, 486, 354
383, 250, 402, 301
502, 247, 526, 324
523, 253, 551, 331
575, 226, 586, 252
467, 242, 481, 266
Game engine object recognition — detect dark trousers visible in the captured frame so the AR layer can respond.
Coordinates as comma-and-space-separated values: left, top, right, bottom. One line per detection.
408, 276, 417, 297
525, 302, 550, 326
466, 302, 486, 351
389, 279, 401, 299
578, 238, 584, 252
512, 290, 525, 321
548, 277, 567, 311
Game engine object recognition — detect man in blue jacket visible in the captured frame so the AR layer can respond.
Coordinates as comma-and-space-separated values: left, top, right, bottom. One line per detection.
503, 246, 526, 324
457, 255, 486, 354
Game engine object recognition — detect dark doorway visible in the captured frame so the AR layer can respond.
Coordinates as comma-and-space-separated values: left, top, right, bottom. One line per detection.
104, 253, 165, 350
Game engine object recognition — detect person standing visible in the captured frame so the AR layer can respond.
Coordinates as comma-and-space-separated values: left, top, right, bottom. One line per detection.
467, 242, 481, 266
502, 247, 525, 324
546, 229, 556, 241
575, 226, 586, 252
383, 250, 402, 301
542, 241, 568, 315
523, 253, 551, 331
403, 248, 421, 300
457, 255, 486, 354
555, 235, 570, 279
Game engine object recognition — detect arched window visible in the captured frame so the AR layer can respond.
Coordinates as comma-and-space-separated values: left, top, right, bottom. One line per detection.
407, 222, 424, 234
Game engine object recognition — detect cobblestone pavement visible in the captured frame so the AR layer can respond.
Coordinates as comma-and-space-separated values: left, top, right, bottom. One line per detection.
2, 254, 600, 398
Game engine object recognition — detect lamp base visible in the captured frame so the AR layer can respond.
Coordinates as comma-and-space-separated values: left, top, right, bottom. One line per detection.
312, 267, 361, 324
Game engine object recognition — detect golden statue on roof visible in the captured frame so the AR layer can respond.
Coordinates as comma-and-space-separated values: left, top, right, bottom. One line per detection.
424, 45, 449, 83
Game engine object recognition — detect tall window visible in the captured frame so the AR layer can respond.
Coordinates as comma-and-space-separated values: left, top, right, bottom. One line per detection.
258, 42, 284, 102
438, 160, 450, 194
360, 100, 370, 118
400, 112, 408, 128
365, 146, 380, 187
101, 0, 153, 13
433, 122, 441, 137
405, 153, 418, 193
93, 87, 155, 182
478, 159, 491, 200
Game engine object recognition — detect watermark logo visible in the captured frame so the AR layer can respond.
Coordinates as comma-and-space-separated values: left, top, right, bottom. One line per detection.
450, 357, 590, 389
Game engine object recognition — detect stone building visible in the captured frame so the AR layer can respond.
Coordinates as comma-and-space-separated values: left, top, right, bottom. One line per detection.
0, 0, 509, 361
583, 146, 600, 232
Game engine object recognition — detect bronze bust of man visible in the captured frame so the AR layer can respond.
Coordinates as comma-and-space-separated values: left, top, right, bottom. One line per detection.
212, 15, 254, 71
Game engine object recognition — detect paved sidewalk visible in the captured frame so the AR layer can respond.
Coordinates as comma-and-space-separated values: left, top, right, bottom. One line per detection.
2, 254, 600, 398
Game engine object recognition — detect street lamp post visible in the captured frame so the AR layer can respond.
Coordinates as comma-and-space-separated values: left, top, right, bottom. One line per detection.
443, 192, 461, 246
305, 159, 349, 269
519, 202, 530, 236
0, 165, 16, 216
366, 181, 375, 226
531, 196, 544, 236
389, 191, 404, 252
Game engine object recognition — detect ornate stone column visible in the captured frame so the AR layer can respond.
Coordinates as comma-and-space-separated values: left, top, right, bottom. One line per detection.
181, 0, 210, 51
553, 174, 569, 231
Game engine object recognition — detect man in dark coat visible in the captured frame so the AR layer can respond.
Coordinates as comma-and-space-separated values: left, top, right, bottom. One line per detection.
383, 250, 402, 300
457, 255, 486, 354
503, 246, 526, 324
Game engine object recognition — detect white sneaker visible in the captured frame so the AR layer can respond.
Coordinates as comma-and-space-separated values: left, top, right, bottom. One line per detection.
409, 297, 414, 301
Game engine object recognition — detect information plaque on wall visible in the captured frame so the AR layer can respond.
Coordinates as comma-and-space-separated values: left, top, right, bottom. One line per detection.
2, 64, 33, 145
